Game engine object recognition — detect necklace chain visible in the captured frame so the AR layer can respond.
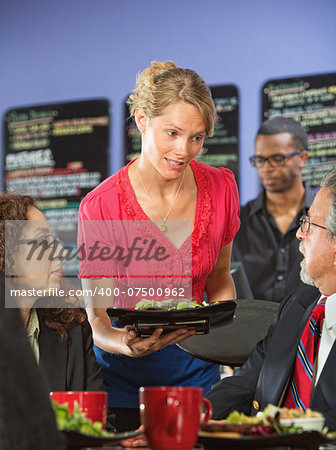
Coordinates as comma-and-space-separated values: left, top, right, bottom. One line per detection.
135, 162, 185, 232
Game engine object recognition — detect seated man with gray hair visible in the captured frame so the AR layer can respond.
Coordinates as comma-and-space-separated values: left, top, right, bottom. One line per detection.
207, 168, 336, 430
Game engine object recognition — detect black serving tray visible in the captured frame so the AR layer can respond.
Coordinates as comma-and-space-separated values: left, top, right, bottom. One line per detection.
107, 300, 236, 337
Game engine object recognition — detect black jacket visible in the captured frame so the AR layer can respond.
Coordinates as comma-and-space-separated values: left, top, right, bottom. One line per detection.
38, 310, 104, 392
206, 283, 336, 430
0, 284, 65, 450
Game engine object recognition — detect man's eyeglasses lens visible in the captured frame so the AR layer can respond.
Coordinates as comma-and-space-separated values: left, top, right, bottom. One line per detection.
250, 151, 302, 168
300, 216, 310, 233
299, 215, 328, 233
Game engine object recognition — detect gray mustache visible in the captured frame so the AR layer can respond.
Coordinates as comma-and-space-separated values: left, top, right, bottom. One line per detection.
299, 242, 305, 256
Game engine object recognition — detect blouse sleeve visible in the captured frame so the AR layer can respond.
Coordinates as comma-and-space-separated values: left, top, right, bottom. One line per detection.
77, 194, 117, 279
215, 168, 240, 248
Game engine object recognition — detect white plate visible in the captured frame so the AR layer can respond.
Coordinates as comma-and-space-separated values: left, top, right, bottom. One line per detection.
280, 416, 325, 431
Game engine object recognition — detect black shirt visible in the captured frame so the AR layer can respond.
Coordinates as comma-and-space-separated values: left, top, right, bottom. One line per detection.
231, 184, 315, 303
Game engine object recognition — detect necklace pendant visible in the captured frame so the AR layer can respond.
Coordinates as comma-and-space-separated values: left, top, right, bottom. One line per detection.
136, 162, 185, 234
158, 221, 167, 232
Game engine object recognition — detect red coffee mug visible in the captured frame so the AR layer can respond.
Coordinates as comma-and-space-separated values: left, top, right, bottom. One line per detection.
50, 391, 108, 427
139, 386, 212, 450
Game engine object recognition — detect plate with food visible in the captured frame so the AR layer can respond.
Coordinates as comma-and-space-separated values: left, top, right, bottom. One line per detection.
62, 429, 143, 448
198, 429, 332, 448
52, 397, 143, 447
107, 298, 236, 337
198, 405, 333, 448
277, 406, 325, 431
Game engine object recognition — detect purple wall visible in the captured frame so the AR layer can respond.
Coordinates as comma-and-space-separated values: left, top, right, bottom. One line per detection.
0, 0, 335, 203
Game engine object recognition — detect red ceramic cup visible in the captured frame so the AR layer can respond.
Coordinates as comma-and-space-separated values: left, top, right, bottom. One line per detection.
50, 391, 108, 427
139, 386, 212, 450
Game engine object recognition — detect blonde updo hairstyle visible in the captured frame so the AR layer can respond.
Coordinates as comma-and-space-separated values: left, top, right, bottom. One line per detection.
127, 61, 216, 137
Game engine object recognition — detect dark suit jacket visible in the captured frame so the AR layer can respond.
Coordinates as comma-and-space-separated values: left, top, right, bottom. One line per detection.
37, 310, 119, 431
37, 310, 104, 392
206, 283, 336, 430
0, 284, 65, 450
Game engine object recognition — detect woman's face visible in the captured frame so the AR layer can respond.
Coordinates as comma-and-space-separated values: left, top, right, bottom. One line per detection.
136, 101, 206, 180
9, 206, 64, 294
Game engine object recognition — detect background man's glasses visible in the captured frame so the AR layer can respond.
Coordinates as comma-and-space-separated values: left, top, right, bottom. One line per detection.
249, 151, 302, 168
299, 215, 328, 234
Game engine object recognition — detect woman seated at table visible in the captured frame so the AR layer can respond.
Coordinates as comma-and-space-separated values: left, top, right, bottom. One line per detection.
0, 191, 104, 392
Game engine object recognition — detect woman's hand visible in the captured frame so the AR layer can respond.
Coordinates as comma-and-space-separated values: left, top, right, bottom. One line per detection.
86, 307, 196, 356
122, 326, 196, 358
121, 425, 147, 447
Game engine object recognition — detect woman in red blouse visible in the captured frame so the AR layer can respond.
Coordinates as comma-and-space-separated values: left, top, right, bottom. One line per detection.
78, 60, 240, 431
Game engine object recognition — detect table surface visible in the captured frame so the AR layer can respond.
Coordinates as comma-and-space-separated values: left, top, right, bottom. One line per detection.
178, 299, 279, 366
87, 446, 204, 450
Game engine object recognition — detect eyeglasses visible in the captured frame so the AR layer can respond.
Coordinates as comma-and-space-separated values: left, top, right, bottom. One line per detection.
17, 234, 59, 248
249, 151, 302, 168
299, 215, 328, 234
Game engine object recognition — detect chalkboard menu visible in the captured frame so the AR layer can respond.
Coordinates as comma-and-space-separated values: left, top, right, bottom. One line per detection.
3, 99, 110, 277
124, 85, 239, 186
124, 98, 141, 164
198, 85, 239, 185
262, 73, 336, 188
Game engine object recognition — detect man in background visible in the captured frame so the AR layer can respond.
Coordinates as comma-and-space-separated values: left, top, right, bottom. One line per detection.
232, 116, 315, 302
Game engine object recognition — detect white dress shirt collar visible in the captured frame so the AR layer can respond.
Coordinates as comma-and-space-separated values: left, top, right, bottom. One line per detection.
324, 293, 336, 331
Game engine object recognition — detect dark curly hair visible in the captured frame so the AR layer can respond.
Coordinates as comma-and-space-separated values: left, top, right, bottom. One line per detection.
0, 191, 86, 341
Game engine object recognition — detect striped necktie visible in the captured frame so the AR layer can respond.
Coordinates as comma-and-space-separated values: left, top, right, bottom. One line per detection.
283, 297, 327, 411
